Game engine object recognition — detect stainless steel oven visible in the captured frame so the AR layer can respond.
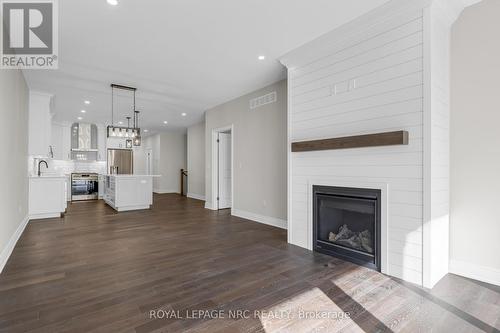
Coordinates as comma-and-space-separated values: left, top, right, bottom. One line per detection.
71, 173, 99, 201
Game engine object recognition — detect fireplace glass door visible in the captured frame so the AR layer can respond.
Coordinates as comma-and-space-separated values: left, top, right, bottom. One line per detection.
313, 186, 381, 271
317, 195, 375, 254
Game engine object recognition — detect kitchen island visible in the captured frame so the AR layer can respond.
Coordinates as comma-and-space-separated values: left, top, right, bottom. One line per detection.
103, 175, 158, 212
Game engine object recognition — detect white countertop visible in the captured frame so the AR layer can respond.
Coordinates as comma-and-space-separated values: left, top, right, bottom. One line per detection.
30, 173, 160, 179
105, 174, 161, 178
29, 174, 67, 179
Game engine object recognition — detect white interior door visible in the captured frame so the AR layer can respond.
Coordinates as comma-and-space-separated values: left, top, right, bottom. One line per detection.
218, 132, 232, 209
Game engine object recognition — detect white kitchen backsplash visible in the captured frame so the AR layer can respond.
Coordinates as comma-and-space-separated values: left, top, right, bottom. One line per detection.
54, 160, 106, 174
29, 157, 106, 175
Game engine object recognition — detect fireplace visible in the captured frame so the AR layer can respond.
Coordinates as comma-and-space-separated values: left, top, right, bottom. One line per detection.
313, 185, 381, 271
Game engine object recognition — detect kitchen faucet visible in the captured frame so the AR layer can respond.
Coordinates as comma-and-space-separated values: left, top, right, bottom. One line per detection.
38, 160, 48, 177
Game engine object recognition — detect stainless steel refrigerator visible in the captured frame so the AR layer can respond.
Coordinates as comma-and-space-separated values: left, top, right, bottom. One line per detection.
107, 149, 133, 174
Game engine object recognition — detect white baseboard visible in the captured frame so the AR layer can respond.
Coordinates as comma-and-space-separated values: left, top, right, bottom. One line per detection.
231, 208, 287, 230
116, 205, 150, 212
204, 202, 216, 210
449, 259, 500, 286
187, 193, 205, 201
154, 189, 179, 194
0, 215, 29, 274
29, 212, 60, 220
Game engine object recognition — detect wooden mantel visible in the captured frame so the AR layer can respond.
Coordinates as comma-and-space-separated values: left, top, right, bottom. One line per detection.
291, 131, 409, 152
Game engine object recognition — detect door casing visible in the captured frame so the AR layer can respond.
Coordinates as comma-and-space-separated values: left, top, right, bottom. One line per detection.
209, 125, 234, 211
217, 132, 232, 209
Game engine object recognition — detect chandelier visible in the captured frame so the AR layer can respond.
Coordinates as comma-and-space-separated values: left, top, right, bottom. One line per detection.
107, 84, 141, 146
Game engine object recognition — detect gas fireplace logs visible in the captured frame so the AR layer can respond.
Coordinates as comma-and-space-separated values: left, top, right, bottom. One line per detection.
328, 224, 373, 253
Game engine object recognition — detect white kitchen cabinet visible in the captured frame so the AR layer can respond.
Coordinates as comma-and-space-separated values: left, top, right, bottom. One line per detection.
98, 174, 104, 199
106, 137, 127, 149
29, 91, 53, 157
29, 176, 67, 219
97, 124, 107, 161
50, 123, 62, 159
66, 175, 72, 202
51, 122, 71, 160
104, 175, 154, 211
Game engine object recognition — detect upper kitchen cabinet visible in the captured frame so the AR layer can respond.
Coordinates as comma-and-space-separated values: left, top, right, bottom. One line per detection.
51, 121, 71, 160
29, 91, 53, 157
97, 124, 106, 161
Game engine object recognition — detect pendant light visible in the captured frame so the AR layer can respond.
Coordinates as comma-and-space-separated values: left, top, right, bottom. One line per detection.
107, 84, 141, 144
133, 110, 141, 146
125, 116, 131, 137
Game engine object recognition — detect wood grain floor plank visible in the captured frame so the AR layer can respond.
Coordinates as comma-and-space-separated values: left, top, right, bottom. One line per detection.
0, 194, 498, 332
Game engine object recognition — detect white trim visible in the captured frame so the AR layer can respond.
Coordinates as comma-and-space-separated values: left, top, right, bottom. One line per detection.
232, 208, 287, 230
205, 201, 216, 210
422, 1, 455, 289
306, 179, 389, 276
30, 90, 54, 98
153, 189, 179, 194
449, 259, 500, 287
187, 193, 205, 201
422, 5, 433, 289
462, 0, 482, 5
286, 71, 292, 245
211, 125, 234, 211
434, 0, 484, 25
29, 213, 60, 220
0, 215, 29, 274
115, 205, 150, 212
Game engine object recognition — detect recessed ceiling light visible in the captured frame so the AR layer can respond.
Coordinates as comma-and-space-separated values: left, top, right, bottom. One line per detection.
77, 117, 83, 120
181, 113, 187, 117
258, 55, 266, 60
107, 0, 118, 5
81, 110, 86, 113
118, 121, 123, 125
84, 100, 90, 105
163, 121, 168, 124
144, 129, 148, 132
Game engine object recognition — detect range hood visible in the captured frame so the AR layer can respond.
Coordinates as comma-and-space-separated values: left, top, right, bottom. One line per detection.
71, 123, 98, 152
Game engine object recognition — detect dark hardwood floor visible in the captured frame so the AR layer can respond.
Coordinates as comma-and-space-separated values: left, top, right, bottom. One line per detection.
0, 194, 499, 333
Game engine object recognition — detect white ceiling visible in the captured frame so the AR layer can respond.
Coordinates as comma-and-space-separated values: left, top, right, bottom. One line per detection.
23, 0, 390, 134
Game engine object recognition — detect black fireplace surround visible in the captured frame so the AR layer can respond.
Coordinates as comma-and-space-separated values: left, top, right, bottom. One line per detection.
313, 185, 381, 271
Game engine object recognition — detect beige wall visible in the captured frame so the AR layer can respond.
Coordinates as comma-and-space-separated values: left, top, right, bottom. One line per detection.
155, 132, 187, 193
450, 0, 500, 279
146, 134, 161, 189
205, 79, 287, 222
187, 122, 205, 199
0, 70, 29, 271
137, 132, 186, 193
133, 134, 157, 176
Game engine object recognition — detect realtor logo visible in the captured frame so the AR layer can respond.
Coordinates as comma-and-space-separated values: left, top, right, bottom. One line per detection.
1, 0, 58, 69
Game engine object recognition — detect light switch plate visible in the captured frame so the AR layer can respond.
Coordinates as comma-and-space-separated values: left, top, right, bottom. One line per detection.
334, 81, 349, 95
349, 79, 357, 90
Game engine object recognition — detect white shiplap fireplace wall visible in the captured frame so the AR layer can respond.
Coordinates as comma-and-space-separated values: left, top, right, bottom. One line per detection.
280, 0, 478, 288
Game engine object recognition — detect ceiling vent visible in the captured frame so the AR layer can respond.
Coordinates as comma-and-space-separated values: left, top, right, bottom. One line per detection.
249, 91, 277, 110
